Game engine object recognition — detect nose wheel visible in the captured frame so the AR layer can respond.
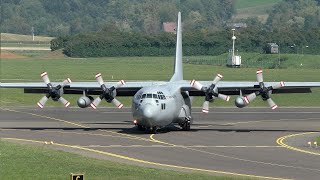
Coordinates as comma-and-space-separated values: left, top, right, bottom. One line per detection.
150, 126, 158, 134
136, 124, 145, 131
135, 124, 158, 134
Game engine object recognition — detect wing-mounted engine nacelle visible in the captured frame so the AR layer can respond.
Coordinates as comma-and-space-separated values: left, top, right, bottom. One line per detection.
235, 96, 247, 108
77, 96, 94, 108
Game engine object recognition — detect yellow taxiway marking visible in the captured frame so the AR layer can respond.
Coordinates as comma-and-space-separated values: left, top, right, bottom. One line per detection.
150, 134, 320, 173
1, 128, 280, 148
81, 145, 282, 148
0, 108, 158, 144
276, 132, 320, 156
1, 108, 88, 128
1, 137, 292, 180
150, 134, 176, 146
0, 128, 150, 141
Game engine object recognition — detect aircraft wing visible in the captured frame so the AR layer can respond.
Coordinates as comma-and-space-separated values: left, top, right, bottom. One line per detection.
0, 81, 168, 96
179, 81, 320, 96
2, 80, 320, 96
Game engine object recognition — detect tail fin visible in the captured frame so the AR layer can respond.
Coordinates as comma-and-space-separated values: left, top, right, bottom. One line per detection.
170, 12, 183, 82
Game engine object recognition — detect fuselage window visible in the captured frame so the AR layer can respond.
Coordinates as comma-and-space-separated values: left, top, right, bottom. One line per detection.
153, 94, 158, 99
142, 94, 146, 99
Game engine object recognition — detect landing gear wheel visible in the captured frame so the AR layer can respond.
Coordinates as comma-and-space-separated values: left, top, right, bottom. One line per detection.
181, 117, 191, 131
147, 126, 158, 134
181, 122, 190, 131
151, 126, 158, 134
137, 124, 145, 131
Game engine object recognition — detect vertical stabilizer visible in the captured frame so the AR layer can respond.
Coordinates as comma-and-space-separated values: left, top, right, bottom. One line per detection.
170, 12, 183, 82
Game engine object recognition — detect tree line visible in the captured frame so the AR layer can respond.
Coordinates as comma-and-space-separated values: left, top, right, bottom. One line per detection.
52, 27, 320, 57
3, 0, 320, 57
1, 0, 234, 36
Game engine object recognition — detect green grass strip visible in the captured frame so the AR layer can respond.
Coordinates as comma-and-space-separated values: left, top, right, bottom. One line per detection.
0, 141, 248, 180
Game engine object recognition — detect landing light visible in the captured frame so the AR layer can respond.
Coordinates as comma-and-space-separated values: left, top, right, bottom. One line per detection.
133, 120, 137, 124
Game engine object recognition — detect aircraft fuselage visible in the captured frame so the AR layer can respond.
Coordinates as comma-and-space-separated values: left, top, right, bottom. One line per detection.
131, 84, 192, 129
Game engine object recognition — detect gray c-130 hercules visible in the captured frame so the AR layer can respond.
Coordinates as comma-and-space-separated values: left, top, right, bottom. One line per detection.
2, 12, 320, 133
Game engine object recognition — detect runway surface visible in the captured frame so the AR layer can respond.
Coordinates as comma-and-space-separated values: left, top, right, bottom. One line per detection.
1, 107, 320, 180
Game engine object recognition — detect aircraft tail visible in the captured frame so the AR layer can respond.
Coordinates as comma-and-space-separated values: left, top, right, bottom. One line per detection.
170, 12, 183, 82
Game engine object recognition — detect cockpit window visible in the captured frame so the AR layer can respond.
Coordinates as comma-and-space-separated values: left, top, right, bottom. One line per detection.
153, 94, 158, 99
142, 94, 146, 99
147, 94, 152, 98
158, 95, 166, 100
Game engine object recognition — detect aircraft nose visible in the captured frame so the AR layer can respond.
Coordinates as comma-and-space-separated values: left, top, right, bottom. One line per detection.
142, 104, 155, 119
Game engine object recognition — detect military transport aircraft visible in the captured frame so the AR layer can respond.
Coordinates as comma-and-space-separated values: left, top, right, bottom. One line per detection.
1, 12, 320, 133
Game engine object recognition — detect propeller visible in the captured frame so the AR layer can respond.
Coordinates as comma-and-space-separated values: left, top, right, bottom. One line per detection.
191, 74, 230, 113
90, 73, 125, 109
243, 69, 285, 109
37, 72, 71, 108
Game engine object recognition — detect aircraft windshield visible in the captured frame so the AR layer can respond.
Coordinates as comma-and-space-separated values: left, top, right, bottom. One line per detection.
141, 94, 159, 99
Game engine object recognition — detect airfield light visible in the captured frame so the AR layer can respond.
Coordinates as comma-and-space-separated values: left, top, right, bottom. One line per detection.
314, 141, 318, 148
308, 141, 312, 147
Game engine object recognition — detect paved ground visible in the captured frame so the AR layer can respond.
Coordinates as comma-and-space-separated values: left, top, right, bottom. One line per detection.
1, 107, 320, 180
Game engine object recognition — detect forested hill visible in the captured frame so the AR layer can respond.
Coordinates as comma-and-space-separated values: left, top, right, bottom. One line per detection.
1, 0, 234, 36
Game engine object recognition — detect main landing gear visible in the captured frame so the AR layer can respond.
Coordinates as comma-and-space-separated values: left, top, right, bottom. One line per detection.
180, 116, 191, 131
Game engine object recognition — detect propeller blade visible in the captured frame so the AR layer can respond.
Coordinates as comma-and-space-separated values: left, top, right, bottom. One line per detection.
90, 97, 102, 109
61, 78, 72, 87
112, 98, 124, 109
115, 80, 126, 88
95, 73, 104, 86
218, 94, 230, 102
37, 96, 49, 108
40, 72, 50, 85
212, 74, 223, 85
256, 69, 263, 83
57, 97, 70, 107
190, 80, 203, 90
267, 98, 278, 110
243, 93, 257, 104
202, 101, 209, 113
272, 81, 285, 90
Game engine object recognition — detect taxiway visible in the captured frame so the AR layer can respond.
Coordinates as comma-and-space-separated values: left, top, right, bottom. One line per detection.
1, 107, 320, 180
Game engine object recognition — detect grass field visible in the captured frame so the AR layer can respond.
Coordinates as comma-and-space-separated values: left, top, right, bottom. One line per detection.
235, 0, 281, 10
1, 56, 319, 107
1, 33, 54, 42
185, 53, 320, 69
316, 137, 320, 145
233, 0, 282, 22
0, 141, 247, 180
